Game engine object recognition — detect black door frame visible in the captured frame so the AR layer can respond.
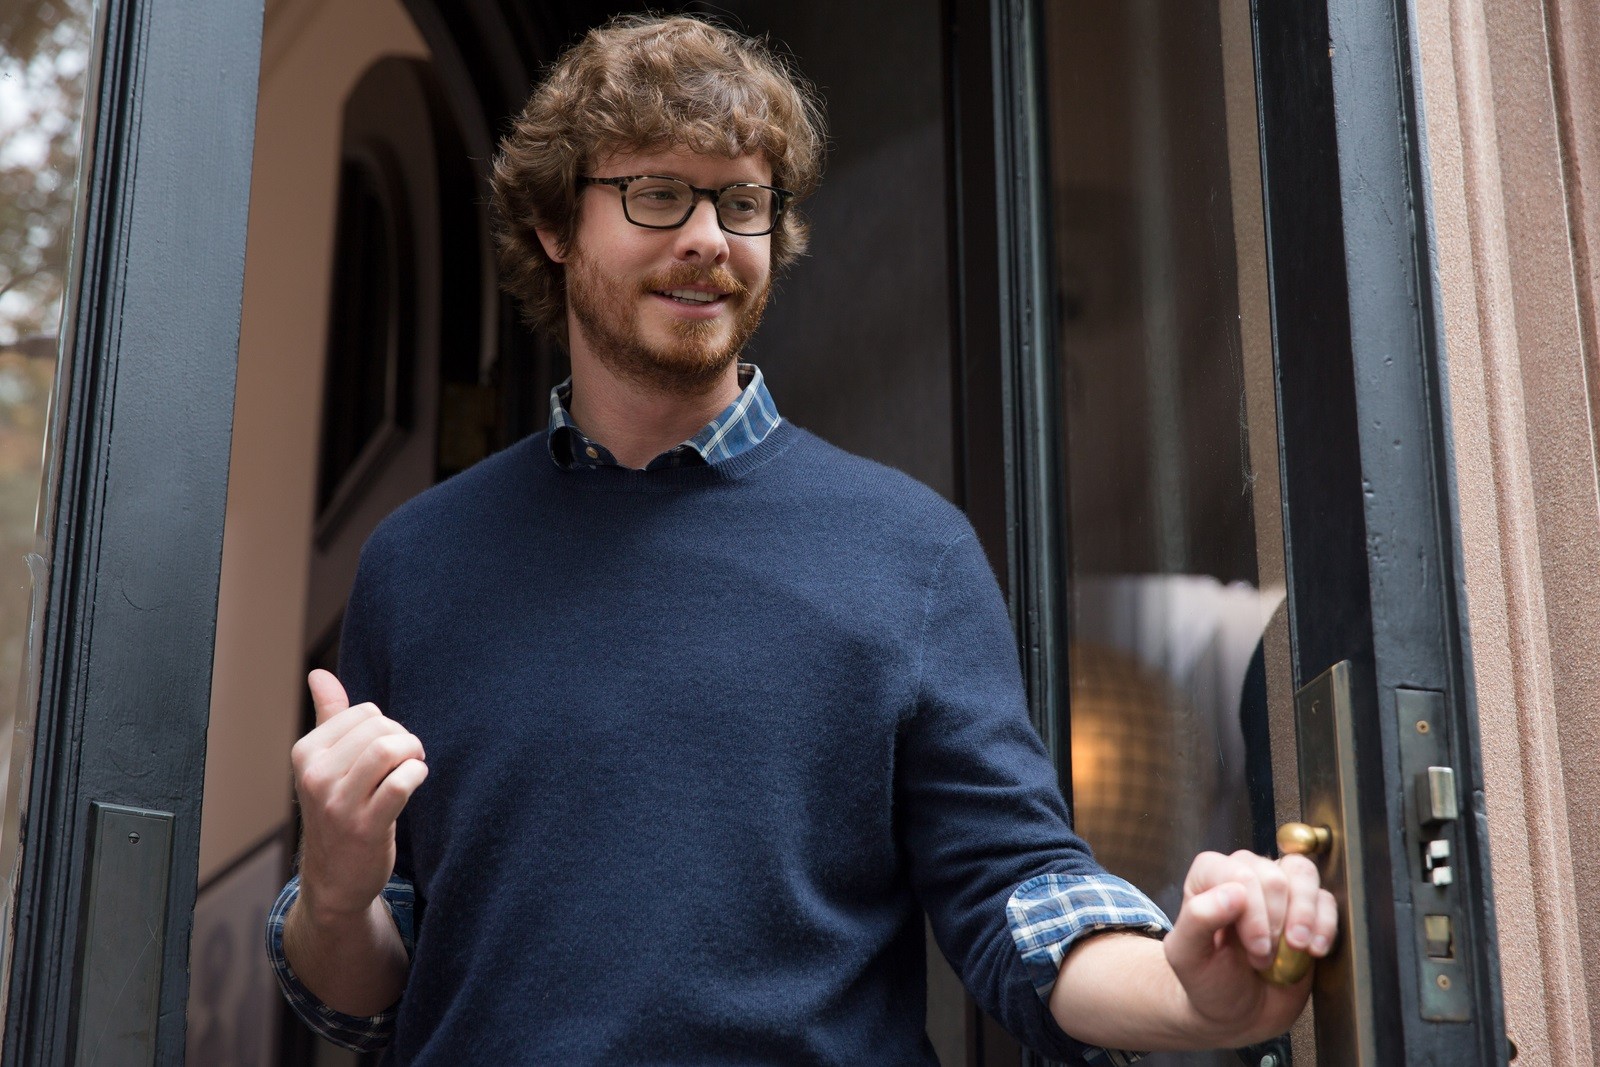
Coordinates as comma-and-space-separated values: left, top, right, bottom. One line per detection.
1255, 0, 1505, 1060
950, 0, 1507, 1064
3, 0, 263, 1061
945, 0, 1066, 1059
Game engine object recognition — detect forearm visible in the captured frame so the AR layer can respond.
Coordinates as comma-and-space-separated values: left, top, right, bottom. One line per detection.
283, 888, 411, 1017
1048, 933, 1227, 1052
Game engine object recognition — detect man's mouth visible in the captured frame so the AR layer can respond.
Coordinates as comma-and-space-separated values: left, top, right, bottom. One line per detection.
656, 288, 725, 305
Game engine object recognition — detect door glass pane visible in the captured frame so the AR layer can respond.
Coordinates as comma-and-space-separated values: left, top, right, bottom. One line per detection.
0, 0, 103, 992
1042, 2, 1298, 1063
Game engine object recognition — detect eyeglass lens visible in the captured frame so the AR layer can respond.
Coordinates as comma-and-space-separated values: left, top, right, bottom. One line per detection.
621, 178, 777, 234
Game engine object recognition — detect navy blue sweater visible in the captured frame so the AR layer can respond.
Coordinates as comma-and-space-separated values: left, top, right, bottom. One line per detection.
338, 421, 1106, 1064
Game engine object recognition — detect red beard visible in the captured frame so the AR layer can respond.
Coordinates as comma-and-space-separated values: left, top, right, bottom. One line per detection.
567, 254, 771, 397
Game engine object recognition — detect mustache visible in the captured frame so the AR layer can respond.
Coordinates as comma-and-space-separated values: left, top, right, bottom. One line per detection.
640, 264, 749, 299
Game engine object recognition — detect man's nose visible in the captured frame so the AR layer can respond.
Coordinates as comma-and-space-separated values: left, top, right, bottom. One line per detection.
673, 197, 729, 263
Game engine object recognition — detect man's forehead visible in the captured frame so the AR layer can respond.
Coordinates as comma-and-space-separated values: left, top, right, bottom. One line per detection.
591, 145, 773, 185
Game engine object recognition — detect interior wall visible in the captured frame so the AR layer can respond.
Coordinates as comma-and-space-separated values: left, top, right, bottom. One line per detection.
1414, 0, 1600, 1063
200, 0, 427, 883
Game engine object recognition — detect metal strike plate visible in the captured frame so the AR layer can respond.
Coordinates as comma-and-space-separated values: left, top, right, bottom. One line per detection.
1295, 661, 1378, 1066
72, 803, 174, 1066
1396, 689, 1472, 1022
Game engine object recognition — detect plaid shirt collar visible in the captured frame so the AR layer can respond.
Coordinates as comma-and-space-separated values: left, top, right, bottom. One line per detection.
547, 363, 781, 471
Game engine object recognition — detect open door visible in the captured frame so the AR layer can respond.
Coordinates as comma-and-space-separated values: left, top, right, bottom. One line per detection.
1254, 0, 1506, 1061
0, 0, 262, 1061
950, 0, 1507, 1063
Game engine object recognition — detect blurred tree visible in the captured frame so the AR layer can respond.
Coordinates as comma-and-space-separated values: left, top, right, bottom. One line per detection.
0, 0, 95, 813
1, 0, 94, 345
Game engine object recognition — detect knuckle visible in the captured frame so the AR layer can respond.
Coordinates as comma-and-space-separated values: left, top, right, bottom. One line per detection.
375, 774, 416, 809
296, 761, 332, 798
290, 735, 319, 769
1227, 851, 1266, 878
1282, 853, 1317, 877
369, 734, 405, 760
369, 719, 405, 741
347, 715, 382, 738
375, 733, 419, 763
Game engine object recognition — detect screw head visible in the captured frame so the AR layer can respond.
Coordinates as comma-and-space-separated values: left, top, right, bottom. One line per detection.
127, 831, 140, 844
1437, 973, 1452, 990
1259, 1054, 1281, 1067
1416, 719, 1431, 734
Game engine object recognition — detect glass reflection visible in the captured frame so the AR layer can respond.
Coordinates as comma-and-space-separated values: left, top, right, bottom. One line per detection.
1043, 2, 1290, 1063
0, 0, 100, 995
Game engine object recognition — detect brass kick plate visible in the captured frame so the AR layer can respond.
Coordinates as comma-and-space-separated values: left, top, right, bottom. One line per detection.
1295, 661, 1378, 1065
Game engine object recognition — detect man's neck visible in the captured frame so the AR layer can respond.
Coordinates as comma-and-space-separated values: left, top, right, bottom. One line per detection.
566, 349, 744, 470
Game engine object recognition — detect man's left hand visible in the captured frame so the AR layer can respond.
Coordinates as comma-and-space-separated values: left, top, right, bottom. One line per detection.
1163, 850, 1338, 1046
1050, 850, 1338, 1052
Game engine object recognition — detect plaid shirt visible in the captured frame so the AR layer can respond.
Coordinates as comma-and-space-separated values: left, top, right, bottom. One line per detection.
267, 365, 1173, 1060
266, 875, 415, 1053
547, 363, 781, 470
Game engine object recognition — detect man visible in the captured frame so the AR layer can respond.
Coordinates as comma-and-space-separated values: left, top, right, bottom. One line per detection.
268, 14, 1336, 1064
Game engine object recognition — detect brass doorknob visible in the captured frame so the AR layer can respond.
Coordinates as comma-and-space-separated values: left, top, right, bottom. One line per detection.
1259, 822, 1332, 986
1278, 822, 1331, 857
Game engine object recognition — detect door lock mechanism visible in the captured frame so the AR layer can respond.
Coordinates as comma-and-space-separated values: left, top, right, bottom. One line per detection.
1397, 689, 1472, 1022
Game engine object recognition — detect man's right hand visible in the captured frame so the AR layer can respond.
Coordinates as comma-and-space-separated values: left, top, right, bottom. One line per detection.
292, 669, 428, 923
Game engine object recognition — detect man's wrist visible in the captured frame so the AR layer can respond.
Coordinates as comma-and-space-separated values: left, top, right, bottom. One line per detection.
293, 876, 389, 935
1051, 931, 1237, 1051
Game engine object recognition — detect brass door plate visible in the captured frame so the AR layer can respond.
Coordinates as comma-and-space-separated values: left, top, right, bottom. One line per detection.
1295, 661, 1378, 1065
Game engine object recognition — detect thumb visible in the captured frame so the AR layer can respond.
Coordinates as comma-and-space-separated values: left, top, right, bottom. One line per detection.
1166, 883, 1247, 976
307, 669, 351, 725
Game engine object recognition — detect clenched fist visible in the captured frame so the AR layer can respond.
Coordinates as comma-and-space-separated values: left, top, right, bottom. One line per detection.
292, 669, 428, 922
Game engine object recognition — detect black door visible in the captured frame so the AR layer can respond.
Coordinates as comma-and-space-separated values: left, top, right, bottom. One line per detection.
0, 0, 264, 1061
950, 0, 1507, 1063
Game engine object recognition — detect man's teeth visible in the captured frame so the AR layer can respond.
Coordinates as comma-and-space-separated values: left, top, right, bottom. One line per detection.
664, 289, 718, 303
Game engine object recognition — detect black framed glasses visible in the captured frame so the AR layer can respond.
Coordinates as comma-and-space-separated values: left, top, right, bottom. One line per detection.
580, 175, 792, 236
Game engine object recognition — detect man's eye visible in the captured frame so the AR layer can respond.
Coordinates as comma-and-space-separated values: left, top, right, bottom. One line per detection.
636, 188, 686, 203
723, 196, 760, 215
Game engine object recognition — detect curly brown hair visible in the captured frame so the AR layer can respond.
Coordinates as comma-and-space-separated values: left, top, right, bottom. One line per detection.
490, 14, 827, 345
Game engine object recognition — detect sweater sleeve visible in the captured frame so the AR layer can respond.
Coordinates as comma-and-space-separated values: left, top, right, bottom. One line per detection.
898, 530, 1161, 1062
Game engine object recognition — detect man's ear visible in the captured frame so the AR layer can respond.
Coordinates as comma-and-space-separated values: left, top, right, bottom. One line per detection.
535, 227, 568, 265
